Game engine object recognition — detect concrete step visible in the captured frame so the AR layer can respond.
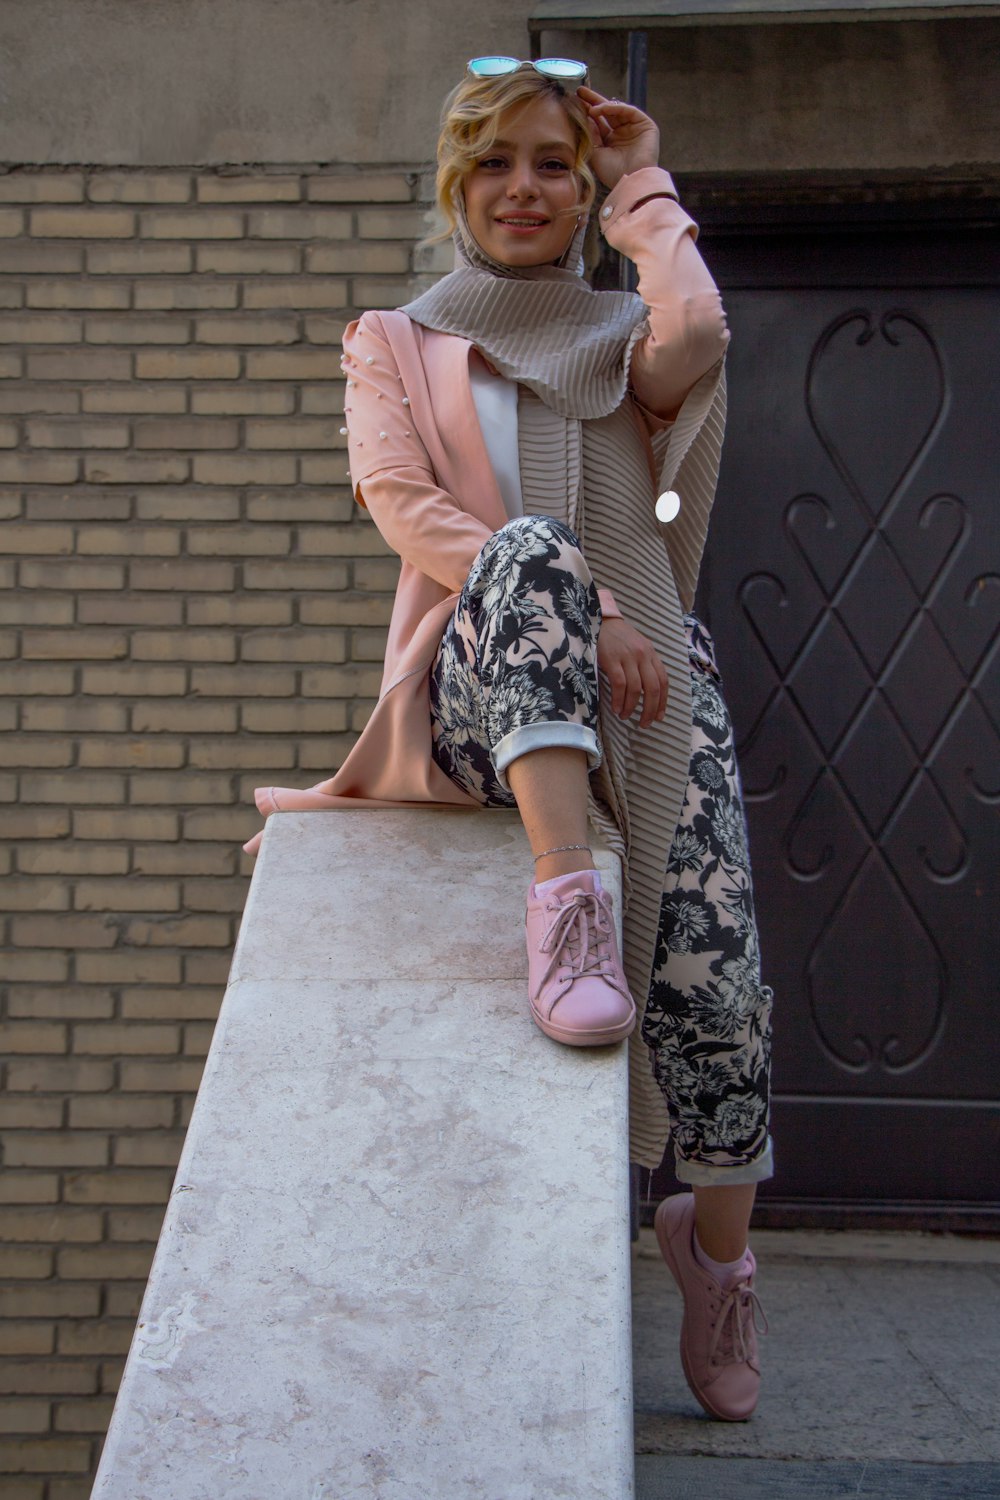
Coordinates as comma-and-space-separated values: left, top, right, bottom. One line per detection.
93, 808, 634, 1500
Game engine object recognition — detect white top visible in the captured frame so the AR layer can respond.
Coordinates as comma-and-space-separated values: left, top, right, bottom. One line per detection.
469, 357, 523, 521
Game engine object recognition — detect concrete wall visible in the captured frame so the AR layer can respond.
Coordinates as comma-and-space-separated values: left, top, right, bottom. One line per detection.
1, 2, 997, 1495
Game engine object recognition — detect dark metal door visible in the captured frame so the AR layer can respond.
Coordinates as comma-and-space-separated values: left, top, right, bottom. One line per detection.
684, 223, 1000, 1226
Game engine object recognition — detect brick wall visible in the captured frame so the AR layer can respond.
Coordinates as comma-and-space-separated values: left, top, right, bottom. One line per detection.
0, 164, 442, 1497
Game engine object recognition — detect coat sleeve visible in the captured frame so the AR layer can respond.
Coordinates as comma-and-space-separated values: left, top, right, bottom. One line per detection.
342, 313, 496, 596
599, 166, 730, 422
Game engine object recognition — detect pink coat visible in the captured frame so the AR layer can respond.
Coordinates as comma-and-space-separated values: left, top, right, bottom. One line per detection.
245, 166, 730, 855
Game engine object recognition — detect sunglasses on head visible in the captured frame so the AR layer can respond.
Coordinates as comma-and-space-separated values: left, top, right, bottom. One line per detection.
466, 56, 589, 91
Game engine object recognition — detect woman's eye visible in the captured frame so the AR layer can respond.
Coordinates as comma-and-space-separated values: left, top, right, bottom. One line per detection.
541, 159, 572, 172
478, 157, 507, 170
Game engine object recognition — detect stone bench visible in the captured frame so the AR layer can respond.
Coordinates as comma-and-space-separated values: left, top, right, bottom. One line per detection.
92, 808, 635, 1500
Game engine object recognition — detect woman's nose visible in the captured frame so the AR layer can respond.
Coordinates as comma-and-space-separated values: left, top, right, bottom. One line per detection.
506, 166, 539, 199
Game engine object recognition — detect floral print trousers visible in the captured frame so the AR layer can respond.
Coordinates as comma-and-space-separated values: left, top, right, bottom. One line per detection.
429, 516, 773, 1184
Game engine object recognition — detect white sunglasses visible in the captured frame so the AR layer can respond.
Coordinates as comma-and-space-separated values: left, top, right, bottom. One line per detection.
467, 56, 589, 91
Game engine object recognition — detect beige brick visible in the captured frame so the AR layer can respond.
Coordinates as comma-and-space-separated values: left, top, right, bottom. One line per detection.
301, 664, 383, 697
0, 662, 70, 694
140, 209, 243, 238
185, 525, 290, 557
0, 1438, 92, 1474
57, 1245, 155, 1279
0, 1286, 100, 1325
73, 1022, 180, 1054
77, 597, 181, 626
197, 175, 300, 204
104, 1286, 145, 1317
352, 276, 423, 309
308, 173, 413, 203
57, 1322, 136, 1356
0, 388, 76, 414
300, 456, 348, 485
73, 808, 179, 841
80, 664, 186, 696
183, 878, 246, 912
19, 772, 125, 804
0, 523, 74, 553
6, 990, 114, 1021
0, 454, 78, 484
307, 242, 410, 274
0, 1398, 52, 1434
247, 207, 351, 239
132, 845, 236, 879
0, 1324, 54, 1356
0, 207, 24, 235
189, 664, 294, 697
300, 385, 345, 416
3, 1134, 109, 1169
241, 700, 347, 734
298, 524, 392, 557
357, 206, 432, 240
354, 557, 402, 591
21, 630, 127, 662
26, 490, 131, 521
0, 1021, 67, 1053
299, 591, 392, 627
0, 1206, 103, 1242
186, 595, 292, 626
192, 454, 295, 485
297, 735, 358, 769
68, 1096, 173, 1130
4, 808, 72, 839
183, 1021, 218, 1057
130, 630, 237, 662
86, 243, 193, 275
0, 244, 81, 275
26, 419, 132, 454
118, 1058, 205, 1092
191, 386, 294, 416
244, 278, 348, 309
121, 985, 222, 1019
182, 808, 258, 843
30, 206, 134, 237
188, 738, 294, 769
77, 738, 184, 769
27, 280, 129, 310
243, 559, 348, 591
241, 629, 348, 663
116, 1134, 188, 1170
135, 349, 239, 380
0, 351, 21, 376
351, 626, 389, 661
245, 348, 341, 380
0, 1167, 60, 1199
0, 593, 73, 626
82, 385, 187, 415
17, 845, 128, 876
130, 701, 238, 733
0, 876, 70, 912
121, 914, 231, 948
195, 314, 298, 346
134, 416, 238, 449
129, 558, 234, 591
21, 699, 128, 732
85, 314, 190, 345
89, 174, 191, 204
78, 525, 182, 555
83, 454, 188, 484
129, 771, 233, 804
53, 1395, 117, 1432
134, 488, 240, 521
0, 175, 84, 204
0, 954, 68, 990
63, 1169, 173, 1205
245, 417, 341, 450
5, 1056, 112, 1090
246, 493, 353, 523
73, 878, 180, 912
0, 418, 18, 447
196, 243, 299, 275
0, 314, 83, 344
184, 951, 232, 984
27, 349, 131, 382
76, 951, 182, 984
0, 1474, 44, 1499
302, 315, 346, 346
0, 1248, 55, 1282
106, 1206, 169, 1240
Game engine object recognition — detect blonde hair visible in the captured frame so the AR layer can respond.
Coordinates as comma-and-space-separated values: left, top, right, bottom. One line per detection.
430, 65, 596, 245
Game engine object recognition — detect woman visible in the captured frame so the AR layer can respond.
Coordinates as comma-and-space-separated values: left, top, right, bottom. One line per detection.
246, 57, 773, 1422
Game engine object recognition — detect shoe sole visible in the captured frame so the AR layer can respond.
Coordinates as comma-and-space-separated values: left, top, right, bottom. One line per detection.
654, 1199, 755, 1423
530, 1005, 636, 1047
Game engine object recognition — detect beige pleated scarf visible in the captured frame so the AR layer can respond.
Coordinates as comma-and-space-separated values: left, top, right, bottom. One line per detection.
401, 205, 727, 1169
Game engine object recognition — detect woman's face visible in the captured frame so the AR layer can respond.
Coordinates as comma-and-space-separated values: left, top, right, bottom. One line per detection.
462, 94, 584, 269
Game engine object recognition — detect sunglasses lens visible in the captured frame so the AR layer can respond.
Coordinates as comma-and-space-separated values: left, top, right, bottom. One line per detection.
467, 56, 519, 78
535, 57, 588, 82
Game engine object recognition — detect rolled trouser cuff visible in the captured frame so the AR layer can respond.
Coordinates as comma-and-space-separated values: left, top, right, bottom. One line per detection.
672, 1135, 775, 1187
492, 721, 601, 792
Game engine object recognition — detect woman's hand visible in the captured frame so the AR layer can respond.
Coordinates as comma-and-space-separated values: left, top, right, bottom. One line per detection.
577, 86, 660, 191
597, 616, 669, 729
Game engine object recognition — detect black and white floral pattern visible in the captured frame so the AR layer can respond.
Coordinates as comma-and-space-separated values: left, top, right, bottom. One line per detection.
430, 520, 772, 1176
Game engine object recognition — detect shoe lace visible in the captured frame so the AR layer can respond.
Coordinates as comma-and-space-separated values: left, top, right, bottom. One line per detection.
538, 891, 628, 997
708, 1280, 769, 1366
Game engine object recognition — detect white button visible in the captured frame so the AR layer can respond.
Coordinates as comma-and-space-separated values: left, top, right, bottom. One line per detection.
365, 356, 374, 365
601, 205, 612, 220
379, 431, 388, 440
339, 426, 348, 435
655, 490, 681, 524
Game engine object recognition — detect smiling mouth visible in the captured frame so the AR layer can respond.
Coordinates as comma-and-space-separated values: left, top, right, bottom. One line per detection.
495, 216, 549, 227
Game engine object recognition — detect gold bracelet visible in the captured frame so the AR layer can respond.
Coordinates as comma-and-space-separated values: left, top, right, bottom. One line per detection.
533, 843, 592, 861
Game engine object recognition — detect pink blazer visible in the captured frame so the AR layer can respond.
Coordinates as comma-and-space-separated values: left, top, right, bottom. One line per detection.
245, 167, 730, 854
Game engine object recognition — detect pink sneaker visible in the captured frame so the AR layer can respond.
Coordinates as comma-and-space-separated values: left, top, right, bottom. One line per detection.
525, 870, 636, 1046
654, 1192, 768, 1421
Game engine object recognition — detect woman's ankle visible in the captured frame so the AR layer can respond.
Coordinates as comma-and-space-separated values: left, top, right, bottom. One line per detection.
533, 851, 597, 885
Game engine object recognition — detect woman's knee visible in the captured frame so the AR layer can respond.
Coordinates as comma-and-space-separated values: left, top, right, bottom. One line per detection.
485, 514, 587, 571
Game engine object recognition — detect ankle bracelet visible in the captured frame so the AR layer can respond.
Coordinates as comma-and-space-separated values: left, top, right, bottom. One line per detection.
533, 843, 592, 862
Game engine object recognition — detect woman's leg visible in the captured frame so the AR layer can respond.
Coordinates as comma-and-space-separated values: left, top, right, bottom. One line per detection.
505, 747, 596, 882
690, 1182, 757, 1263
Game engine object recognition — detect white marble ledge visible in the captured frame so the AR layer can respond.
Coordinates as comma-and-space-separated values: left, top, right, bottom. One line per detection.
92, 808, 635, 1500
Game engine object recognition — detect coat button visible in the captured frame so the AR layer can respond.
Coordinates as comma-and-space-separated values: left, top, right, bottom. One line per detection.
655, 490, 681, 523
